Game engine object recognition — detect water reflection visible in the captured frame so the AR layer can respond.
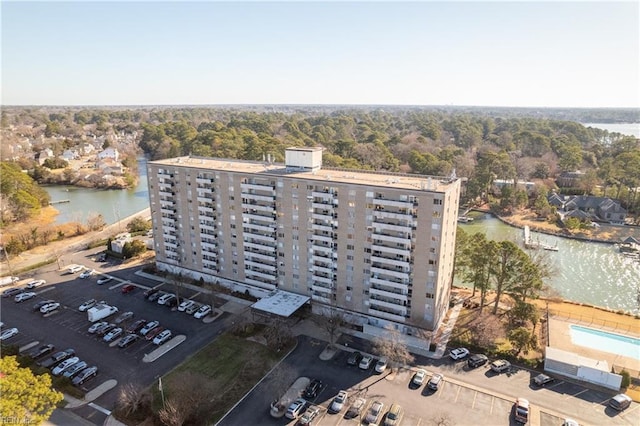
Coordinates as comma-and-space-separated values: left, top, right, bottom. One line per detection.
460, 214, 640, 314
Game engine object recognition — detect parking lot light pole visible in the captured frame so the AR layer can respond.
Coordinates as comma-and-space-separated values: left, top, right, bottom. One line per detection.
159, 376, 166, 409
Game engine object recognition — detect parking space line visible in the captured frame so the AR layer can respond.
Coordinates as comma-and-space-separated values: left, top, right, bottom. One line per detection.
471, 391, 477, 409
490, 395, 494, 414
454, 385, 461, 403
571, 389, 588, 399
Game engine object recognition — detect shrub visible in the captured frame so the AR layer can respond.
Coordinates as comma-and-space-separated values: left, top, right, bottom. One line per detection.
620, 369, 631, 388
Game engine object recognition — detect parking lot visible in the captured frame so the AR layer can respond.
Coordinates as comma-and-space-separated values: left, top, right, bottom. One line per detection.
0, 261, 229, 423
219, 336, 640, 426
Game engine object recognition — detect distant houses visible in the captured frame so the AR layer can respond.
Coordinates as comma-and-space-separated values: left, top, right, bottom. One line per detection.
548, 193, 627, 224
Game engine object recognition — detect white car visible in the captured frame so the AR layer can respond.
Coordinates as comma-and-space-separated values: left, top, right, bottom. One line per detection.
0, 327, 19, 340
412, 369, 427, 386
375, 357, 388, 373
140, 320, 160, 336
285, 398, 307, 420
79, 269, 95, 279
329, 390, 348, 413
51, 357, 80, 376
79, 299, 97, 312
359, 354, 373, 370
40, 302, 61, 314
449, 347, 470, 360
103, 327, 123, 342
194, 304, 212, 319
14, 292, 37, 303
97, 276, 114, 285
88, 321, 108, 334
178, 300, 196, 312
153, 329, 172, 345
26, 279, 46, 289
68, 265, 84, 274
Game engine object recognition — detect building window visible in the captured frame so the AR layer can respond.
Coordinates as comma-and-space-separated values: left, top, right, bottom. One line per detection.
426, 293, 434, 299
433, 198, 442, 205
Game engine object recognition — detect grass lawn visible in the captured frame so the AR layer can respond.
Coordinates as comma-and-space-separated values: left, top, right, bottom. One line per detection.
155, 332, 291, 425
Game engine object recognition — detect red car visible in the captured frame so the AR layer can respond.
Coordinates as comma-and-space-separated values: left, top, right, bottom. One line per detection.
121, 284, 135, 294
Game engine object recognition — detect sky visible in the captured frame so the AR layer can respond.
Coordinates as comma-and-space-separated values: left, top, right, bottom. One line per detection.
1, 1, 638, 108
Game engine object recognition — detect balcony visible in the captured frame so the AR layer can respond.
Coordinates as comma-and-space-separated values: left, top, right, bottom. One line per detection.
311, 293, 332, 304
373, 198, 414, 209
311, 255, 333, 267
244, 242, 277, 254
241, 183, 275, 192
313, 245, 334, 255
245, 278, 277, 290
312, 275, 333, 286
370, 287, 408, 302
245, 233, 276, 244
311, 222, 333, 233
244, 212, 275, 223
371, 266, 410, 280
311, 190, 335, 199
312, 212, 333, 221
242, 202, 274, 212
371, 255, 411, 269
311, 284, 332, 294
201, 241, 217, 251
311, 264, 333, 274
374, 211, 414, 221
370, 277, 409, 292
371, 244, 411, 257
373, 222, 412, 233
312, 234, 334, 244
245, 260, 277, 272
243, 222, 276, 233
370, 296, 406, 310
368, 307, 406, 323
245, 269, 277, 281
372, 233, 411, 245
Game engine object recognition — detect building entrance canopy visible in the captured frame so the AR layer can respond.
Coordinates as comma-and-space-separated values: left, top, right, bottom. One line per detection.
251, 290, 310, 317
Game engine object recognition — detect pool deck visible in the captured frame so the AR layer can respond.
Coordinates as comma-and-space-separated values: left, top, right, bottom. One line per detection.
548, 316, 640, 377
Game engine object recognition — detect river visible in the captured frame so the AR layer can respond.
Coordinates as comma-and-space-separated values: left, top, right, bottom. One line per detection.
581, 122, 640, 138
459, 214, 640, 315
44, 157, 149, 226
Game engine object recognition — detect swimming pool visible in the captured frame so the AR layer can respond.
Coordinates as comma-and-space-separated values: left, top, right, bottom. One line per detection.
570, 325, 640, 359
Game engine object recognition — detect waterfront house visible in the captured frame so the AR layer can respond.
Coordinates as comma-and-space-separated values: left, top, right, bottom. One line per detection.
619, 236, 640, 253
549, 194, 627, 224
97, 147, 119, 162
61, 149, 79, 162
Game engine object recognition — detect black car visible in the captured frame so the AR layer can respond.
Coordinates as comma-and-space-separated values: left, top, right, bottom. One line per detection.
165, 297, 178, 308
28, 344, 55, 359
126, 319, 147, 333
38, 348, 75, 368
467, 353, 489, 368
147, 292, 162, 302
33, 299, 55, 312
347, 351, 363, 366
304, 379, 322, 399
2, 288, 23, 298
144, 288, 159, 298
114, 311, 134, 324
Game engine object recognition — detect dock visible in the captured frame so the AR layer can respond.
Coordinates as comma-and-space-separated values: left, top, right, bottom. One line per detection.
50, 199, 70, 205
523, 226, 559, 251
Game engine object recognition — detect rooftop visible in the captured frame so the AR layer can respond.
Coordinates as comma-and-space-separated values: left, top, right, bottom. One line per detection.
150, 155, 457, 192
251, 290, 310, 317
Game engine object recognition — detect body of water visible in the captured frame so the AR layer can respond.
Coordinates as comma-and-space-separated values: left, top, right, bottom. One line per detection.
44, 157, 149, 225
459, 214, 640, 314
581, 122, 640, 138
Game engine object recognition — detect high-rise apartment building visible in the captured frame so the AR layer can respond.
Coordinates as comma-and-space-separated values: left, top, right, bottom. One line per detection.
148, 147, 460, 342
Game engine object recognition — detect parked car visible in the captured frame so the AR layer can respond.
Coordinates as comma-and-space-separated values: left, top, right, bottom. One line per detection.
563, 419, 580, 426
427, 373, 443, 391
121, 284, 136, 294
88, 321, 108, 334
127, 319, 147, 334
79, 299, 97, 312
304, 379, 322, 399
97, 276, 114, 285
359, 355, 374, 370
365, 401, 384, 425
185, 302, 200, 315
157, 293, 175, 305
329, 390, 348, 414
32, 299, 54, 312
194, 304, 212, 319
345, 397, 366, 419
411, 369, 427, 387
165, 296, 178, 308
79, 269, 95, 279
52, 356, 80, 376
72, 366, 98, 386
347, 351, 363, 366
514, 397, 530, 423
2, 288, 23, 298
449, 347, 470, 360
68, 265, 84, 274
533, 373, 554, 386
140, 320, 160, 336
609, 393, 632, 411
375, 357, 388, 373
27, 344, 55, 359
298, 405, 320, 425
118, 333, 139, 348
25, 279, 46, 289
178, 300, 196, 312
153, 329, 172, 345
63, 361, 88, 378
147, 291, 162, 302
467, 353, 489, 368
40, 302, 61, 314
14, 292, 36, 303
114, 311, 134, 324
144, 288, 159, 298
285, 398, 307, 420
103, 327, 123, 342
145, 326, 165, 341
384, 403, 403, 426
95, 323, 116, 336
0, 327, 19, 340
38, 349, 75, 368
490, 359, 511, 374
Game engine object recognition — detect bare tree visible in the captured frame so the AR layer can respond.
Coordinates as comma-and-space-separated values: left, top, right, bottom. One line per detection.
86, 212, 106, 231
114, 382, 151, 419
313, 305, 346, 347
430, 412, 453, 426
158, 399, 188, 426
372, 326, 415, 372
264, 318, 294, 351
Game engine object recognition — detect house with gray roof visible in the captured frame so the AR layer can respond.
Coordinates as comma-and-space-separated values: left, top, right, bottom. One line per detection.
548, 194, 627, 224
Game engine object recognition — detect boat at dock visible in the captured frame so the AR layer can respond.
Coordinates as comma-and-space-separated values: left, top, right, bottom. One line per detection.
523, 226, 559, 251
458, 216, 474, 223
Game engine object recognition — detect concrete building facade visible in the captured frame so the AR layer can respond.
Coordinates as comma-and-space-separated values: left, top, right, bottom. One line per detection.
147, 148, 460, 337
